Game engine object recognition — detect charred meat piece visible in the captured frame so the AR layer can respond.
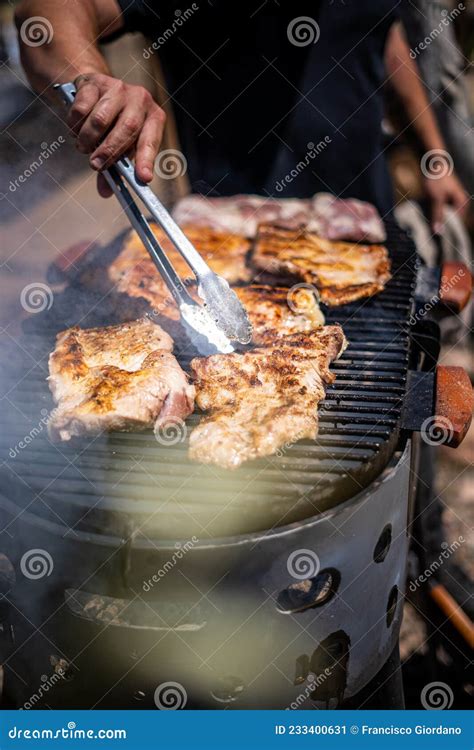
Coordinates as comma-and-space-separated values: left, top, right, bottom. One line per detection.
87, 223, 252, 327
109, 222, 252, 299
252, 224, 391, 306
189, 326, 347, 469
234, 285, 325, 344
48, 318, 194, 441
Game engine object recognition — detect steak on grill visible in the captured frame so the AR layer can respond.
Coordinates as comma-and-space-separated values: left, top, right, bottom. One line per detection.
252, 224, 391, 306
172, 193, 386, 242
234, 285, 325, 344
310, 193, 387, 243
108, 223, 252, 296
47, 318, 195, 441
76, 238, 326, 344
189, 326, 347, 469
172, 194, 313, 236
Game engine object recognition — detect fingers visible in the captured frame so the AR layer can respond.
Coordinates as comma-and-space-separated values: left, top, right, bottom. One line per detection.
135, 110, 166, 182
64, 75, 167, 195
89, 105, 146, 170
451, 185, 469, 217
76, 90, 125, 155
97, 173, 113, 199
431, 194, 445, 235
431, 181, 469, 233
67, 79, 101, 135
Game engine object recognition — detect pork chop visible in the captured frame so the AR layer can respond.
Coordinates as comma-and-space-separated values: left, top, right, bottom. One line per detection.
108, 222, 252, 301
172, 193, 386, 242
189, 326, 347, 469
252, 224, 391, 306
234, 285, 325, 344
48, 318, 194, 441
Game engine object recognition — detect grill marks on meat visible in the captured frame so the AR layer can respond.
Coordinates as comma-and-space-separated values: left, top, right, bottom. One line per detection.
252, 224, 391, 306
189, 326, 347, 469
108, 223, 251, 306
234, 285, 325, 344
94, 223, 252, 327
47, 318, 194, 441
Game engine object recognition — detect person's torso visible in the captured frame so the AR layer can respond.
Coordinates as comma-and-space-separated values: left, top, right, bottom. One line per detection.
134, 0, 401, 210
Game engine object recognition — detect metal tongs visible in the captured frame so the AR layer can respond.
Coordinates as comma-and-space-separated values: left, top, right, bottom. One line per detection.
55, 82, 252, 354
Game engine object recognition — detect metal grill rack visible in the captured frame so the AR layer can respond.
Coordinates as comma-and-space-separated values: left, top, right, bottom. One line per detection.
0, 222, 418, 540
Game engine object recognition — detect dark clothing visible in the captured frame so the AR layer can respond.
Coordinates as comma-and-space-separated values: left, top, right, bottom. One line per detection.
117, 0, 400, 214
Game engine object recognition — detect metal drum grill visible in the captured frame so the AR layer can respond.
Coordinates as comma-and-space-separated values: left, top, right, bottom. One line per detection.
1, 219, 471, 710
0, 221, 417, 540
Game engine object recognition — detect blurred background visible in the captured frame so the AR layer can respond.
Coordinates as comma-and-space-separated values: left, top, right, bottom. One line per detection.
0, 0, 472, 709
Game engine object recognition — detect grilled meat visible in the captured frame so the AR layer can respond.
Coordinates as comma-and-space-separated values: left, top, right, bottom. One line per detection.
172, 194, 313, 236
172, 193, 386, 242
310, 193, 386, 243
234, 285, 325, 344
252, 224, 391, 306
48, 318, 194, 441
108, 222, 251, 302
77, 222, 252, 329
189, 326, 347, 469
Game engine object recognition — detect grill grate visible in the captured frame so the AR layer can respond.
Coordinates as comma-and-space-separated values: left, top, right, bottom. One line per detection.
0, 221, 418, 539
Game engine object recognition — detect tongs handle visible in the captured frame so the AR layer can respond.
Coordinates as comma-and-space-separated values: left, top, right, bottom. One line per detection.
55, 82, 194, 306
113, 158, 210, 276
104, 166, 195, 306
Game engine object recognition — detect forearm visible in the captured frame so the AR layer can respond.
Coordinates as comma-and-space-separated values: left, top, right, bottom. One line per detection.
15, 0, 120, 99
386, 22, 468, 228
385, 23, 446, 152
